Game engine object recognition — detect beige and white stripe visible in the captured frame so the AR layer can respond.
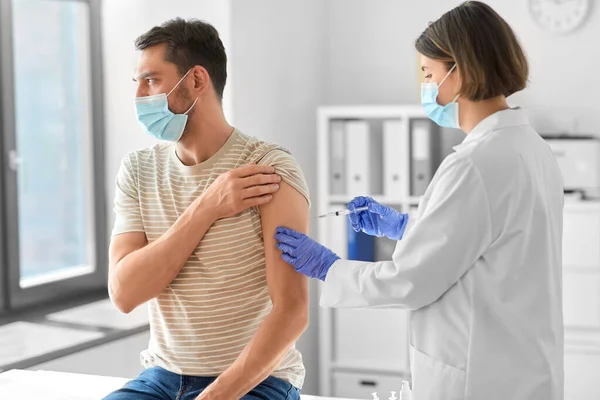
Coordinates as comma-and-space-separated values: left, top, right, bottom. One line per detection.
111, 129, 309, 388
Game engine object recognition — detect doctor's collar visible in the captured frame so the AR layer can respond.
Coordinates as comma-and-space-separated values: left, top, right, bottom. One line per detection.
453, 107, 529, 151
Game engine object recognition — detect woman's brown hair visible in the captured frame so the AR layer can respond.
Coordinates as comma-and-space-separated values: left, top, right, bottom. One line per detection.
415, 1, 528, 102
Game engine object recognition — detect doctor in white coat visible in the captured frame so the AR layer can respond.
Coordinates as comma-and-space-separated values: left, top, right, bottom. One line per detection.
275, 2, 564, 399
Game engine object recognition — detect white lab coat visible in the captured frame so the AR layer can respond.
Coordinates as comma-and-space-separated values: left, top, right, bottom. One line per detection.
320, 108, 564, 400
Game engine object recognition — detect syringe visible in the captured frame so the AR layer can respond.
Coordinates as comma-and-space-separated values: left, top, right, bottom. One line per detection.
313, 206, 369, 219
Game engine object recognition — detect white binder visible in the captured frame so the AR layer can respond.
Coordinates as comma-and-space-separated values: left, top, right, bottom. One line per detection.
410, 118, 433, 196
329, 120, 346, 195
383, 119, 408, 200
345, 120, 370, 197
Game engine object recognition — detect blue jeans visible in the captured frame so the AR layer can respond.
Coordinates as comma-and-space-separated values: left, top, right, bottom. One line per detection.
102, 367, 301, 400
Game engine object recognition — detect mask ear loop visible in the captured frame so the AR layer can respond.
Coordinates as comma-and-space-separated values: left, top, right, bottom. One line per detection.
184, 98, 198, 115
167, 68, 193, 97
439, 63, 460, 103
438, 63, 457, 87
166, 68, 198, 115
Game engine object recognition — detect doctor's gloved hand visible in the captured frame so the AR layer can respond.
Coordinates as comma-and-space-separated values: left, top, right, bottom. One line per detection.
275, 227, 340, 281
348, 196, 409, 241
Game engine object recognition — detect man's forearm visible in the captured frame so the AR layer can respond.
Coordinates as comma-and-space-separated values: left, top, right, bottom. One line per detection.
110, 198, 216, 313
203, 306, 308, 399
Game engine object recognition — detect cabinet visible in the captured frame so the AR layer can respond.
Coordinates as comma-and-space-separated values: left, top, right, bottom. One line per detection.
29, 330, 150, 379
563, 201, 600, 400
332, 371, 404, 399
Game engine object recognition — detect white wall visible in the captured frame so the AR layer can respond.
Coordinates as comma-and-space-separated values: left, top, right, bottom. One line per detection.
102, 0, 232, 224
487, 0, 600, 134
324, 0, 600, 134
323, 0, 434, 105
230, 1, 325, 394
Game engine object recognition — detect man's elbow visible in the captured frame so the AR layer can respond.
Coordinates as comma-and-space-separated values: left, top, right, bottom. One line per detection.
295, 304, 309, 332
293, 306, 310, 334
108, 278, 136, 314
273, 301, 309, 333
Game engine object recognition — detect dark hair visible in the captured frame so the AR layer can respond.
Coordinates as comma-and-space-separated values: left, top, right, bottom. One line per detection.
415, 1, 528, 101
135, 18, 227, 100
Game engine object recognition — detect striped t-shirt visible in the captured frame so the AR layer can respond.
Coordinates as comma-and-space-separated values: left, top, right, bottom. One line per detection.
111, 128, 309, 388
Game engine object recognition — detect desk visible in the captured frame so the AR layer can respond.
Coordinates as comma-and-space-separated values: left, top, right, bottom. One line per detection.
0, 370, 361, 400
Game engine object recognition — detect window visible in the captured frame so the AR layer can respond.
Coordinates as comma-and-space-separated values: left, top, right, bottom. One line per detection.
0, 0, 106, 312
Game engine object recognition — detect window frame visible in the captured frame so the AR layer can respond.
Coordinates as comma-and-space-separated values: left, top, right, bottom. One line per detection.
0, 0, 107, 313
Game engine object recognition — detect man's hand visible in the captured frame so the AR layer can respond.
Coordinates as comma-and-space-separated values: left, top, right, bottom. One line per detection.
108, 163, 280, 314
201, 164, 281, 219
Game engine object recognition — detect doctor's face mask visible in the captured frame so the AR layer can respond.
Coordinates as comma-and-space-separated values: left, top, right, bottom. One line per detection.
421, 63, 460, 130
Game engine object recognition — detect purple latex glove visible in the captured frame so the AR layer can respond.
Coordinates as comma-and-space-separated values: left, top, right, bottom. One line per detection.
275, 227, 340, 281
348, 196, 409, 241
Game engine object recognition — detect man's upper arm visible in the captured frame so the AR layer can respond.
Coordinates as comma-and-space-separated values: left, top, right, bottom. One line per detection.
260, 180, 309, 311
112, 155, 145, 236
109, 155, 147, 272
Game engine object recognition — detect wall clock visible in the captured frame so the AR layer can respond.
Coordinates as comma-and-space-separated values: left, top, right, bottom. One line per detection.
529, 0, 591, 34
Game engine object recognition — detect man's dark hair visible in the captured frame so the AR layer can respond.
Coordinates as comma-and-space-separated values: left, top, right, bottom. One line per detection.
135, 18, 227, 100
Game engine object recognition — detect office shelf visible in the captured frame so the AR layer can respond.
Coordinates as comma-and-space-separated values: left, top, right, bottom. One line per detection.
317, 105, 431, 397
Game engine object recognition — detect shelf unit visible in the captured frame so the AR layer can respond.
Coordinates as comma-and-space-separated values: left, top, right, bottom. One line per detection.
316, 105, 435, 397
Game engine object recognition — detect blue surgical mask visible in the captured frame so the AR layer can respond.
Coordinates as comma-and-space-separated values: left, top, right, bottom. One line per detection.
421, 64, 460, 129
134, 69, 198, 142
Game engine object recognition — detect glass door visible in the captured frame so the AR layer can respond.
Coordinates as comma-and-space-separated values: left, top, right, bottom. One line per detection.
0, 0, 106, 311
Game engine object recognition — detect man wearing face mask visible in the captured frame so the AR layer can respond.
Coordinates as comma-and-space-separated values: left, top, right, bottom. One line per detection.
105, 18, 309, 400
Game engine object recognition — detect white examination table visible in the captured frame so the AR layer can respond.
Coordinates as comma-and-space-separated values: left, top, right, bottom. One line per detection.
0, 369, 362, 400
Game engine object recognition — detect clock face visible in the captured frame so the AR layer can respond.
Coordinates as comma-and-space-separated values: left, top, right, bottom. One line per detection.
529, 0, 590, 34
